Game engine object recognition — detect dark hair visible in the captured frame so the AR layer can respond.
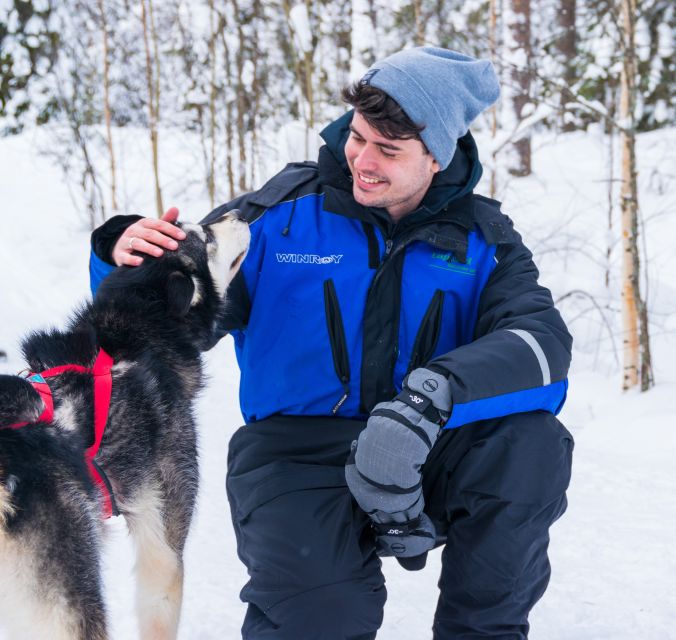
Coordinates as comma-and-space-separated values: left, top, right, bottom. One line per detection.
341, 81, 428, 150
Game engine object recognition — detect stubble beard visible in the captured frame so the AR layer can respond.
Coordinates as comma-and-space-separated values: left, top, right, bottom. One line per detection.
353, 178, 428, 219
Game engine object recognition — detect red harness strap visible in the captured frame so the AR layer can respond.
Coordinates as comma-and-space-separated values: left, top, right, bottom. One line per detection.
85, 349, 117, 518
3, 349, 118, 519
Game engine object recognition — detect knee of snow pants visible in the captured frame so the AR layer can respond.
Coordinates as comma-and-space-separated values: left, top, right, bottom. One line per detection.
422, 410, 574, 639
226, 416, 386, 640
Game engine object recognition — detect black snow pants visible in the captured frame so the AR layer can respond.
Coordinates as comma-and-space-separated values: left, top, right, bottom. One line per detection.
226, 411, 573, 640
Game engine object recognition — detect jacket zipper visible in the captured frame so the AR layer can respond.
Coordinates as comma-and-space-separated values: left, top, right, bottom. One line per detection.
406, 289, 445, 374
323, 279, 351, 413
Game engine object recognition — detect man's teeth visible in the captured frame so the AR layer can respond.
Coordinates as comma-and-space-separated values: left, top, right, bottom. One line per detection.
360, 174, 382, 184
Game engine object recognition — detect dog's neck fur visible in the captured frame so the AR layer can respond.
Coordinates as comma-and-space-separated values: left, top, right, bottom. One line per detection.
19, 284, 216, 436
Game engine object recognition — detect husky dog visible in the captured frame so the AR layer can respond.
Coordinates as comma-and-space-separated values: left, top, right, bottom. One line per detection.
0, 211, 249, 640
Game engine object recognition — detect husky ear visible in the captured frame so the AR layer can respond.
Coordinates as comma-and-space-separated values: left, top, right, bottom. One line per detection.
166, 271, 195, 317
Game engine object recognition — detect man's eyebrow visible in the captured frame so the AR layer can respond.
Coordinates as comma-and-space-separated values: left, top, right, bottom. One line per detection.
349, 125, 403, 151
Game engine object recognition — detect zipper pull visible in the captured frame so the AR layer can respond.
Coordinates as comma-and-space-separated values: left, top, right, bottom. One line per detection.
331, 380, 350, 414
384, 238, 393, 257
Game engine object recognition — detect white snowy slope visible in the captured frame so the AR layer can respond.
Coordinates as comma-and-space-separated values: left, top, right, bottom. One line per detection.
1, 125, 675, 640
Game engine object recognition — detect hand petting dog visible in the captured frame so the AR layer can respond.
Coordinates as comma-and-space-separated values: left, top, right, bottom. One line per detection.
113, 206, 186, 267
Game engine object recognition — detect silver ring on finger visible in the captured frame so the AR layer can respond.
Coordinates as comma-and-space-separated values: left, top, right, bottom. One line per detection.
128, 236, 138, 250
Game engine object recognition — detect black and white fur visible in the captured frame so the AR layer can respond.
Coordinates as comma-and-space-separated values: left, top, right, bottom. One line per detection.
0, 211, 249, 640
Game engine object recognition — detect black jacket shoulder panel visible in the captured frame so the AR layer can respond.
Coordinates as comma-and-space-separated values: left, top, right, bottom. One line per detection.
249, 161, 319, 207
200, 162, 320, 226
472, 194, 520, 245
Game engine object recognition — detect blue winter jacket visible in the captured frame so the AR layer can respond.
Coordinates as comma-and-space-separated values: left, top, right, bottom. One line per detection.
90, 112, 571, 427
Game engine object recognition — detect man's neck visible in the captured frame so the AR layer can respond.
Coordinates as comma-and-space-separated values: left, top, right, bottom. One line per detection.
387, 199, 423, 223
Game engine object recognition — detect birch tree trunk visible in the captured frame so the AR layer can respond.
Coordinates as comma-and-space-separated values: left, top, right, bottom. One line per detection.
283, 0, 315, 157
556, 0, 577, 132
207, 0, 217, 208
302, 0, 314, 129
413, 0, 425, 46
334, 0, 352, 93
619, 0, 653, 391
249, 0, 262, 188
505, 0, 532, 177
98, 0, 117, 213
140, 0, 164, 217
230, 0, 248, 193
220, 24, 236, 199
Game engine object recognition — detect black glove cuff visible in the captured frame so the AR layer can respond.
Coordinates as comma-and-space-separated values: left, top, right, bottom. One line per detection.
372, 517, 421, 537
394, 388, 444, 424
91, 214, 143, 264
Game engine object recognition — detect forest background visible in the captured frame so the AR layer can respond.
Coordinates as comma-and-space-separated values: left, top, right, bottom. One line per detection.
2, 0, 674, 388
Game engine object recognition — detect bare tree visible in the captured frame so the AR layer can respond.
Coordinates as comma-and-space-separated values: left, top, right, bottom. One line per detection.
332, 0, 352, 97
48, 84, 107, 230
207, 0, 217, 208
140, 0, 164, 217
219, 20, 236, 199
42, 0, 107, 230
97, 0, 118, 213
230, 0, 249, 193
413, 0, 425, 45
505, 0, 532, 176
555, 0, 577, 132
283, 0, 316, 157
619, 0, 653, 391
248, 0, 263, 189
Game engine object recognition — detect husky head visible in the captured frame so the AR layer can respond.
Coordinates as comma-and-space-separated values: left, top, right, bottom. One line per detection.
94, 210, 250, 352
178, 210, 250, 309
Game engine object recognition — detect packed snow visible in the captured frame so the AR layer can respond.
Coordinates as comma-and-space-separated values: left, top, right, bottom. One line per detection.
1, 123, 675, 639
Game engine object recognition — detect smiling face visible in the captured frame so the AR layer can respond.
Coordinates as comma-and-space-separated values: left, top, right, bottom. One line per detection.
344, 111, 441, 222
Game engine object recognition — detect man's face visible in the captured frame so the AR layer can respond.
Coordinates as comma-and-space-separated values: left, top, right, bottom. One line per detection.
344, 111, 441, 222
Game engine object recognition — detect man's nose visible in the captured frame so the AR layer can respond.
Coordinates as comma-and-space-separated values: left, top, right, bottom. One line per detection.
354, 145, 377, 170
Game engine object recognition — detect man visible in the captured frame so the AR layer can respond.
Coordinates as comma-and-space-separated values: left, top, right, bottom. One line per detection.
90, 48, 573, 639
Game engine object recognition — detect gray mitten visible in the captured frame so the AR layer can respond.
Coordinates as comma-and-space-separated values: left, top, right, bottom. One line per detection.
345, 367, 452, 566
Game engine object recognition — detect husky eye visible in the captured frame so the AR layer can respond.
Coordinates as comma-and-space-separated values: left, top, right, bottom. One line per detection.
203, 227, 216, 244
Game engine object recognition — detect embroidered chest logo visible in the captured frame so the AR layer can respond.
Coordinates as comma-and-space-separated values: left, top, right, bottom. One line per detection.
276, 253, 343, 265
430, 252, 476, 276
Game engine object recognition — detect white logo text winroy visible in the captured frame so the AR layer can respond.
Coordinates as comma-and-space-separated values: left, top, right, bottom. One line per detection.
276, 253, 343, 264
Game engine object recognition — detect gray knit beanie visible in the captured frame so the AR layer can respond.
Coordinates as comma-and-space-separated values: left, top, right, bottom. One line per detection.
360, 47, 500, 170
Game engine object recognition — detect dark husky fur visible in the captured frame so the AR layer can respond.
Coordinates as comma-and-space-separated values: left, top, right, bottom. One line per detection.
0, 213, 249, 640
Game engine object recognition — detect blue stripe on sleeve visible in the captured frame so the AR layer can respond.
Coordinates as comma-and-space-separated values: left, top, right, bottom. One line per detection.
89, 251, 116, 297
445, 379, 569, 429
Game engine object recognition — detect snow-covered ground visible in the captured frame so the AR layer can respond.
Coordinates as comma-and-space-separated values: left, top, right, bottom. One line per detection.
1, 124, 675, 639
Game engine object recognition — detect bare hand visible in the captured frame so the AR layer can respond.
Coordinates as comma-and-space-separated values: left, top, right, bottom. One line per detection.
112, 207, 186, 266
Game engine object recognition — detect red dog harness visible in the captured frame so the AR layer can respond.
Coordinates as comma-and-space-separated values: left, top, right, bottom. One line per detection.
3, 349, 119, 518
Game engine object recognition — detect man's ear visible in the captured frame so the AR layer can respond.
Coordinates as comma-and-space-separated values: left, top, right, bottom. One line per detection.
166, 271, 195, 317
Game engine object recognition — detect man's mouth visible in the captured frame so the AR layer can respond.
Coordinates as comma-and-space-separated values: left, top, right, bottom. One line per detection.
357, 172, 386, 185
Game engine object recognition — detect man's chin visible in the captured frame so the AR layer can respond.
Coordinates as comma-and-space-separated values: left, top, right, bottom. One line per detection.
353, 187, 383, 209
